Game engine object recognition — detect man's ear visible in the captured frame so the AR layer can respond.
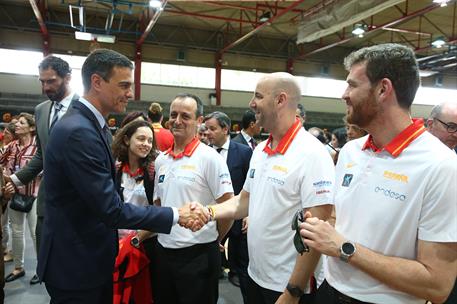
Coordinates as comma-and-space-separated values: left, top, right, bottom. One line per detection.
426, 119, 434, 130
64, 73, 72, 85
91, 74, 103, 92
197, 116, 203, 124
378, 78, 393, 97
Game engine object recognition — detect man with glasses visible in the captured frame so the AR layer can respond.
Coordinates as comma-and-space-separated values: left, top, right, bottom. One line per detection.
427, 101, 457, 150
426, 101, 457, 304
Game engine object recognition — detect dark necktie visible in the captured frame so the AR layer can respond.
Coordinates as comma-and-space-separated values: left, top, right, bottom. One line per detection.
249, 138, 256, 150
102, 125, 113, 146
216, 147, 223, 154
49, 102, 63, 132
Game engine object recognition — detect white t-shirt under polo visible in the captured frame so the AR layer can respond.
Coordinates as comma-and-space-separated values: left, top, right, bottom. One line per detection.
244, 121, 335, 292
326, 123, 457, 304
154, 138, 233, 249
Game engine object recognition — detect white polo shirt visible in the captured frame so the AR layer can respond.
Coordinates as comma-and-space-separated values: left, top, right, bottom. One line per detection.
326, 120, 457, 304
154, 137, 234, 249
244, 120, 335, 292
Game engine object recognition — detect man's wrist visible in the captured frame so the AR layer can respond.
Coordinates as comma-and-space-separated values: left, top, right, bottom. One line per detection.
286, 283, 304, 298
207, 205, 216, 221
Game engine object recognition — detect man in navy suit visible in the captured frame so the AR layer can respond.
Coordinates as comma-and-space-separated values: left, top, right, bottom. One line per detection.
205, 111, 252, 303
38, 49, 208, 303
232, 109, 260, 150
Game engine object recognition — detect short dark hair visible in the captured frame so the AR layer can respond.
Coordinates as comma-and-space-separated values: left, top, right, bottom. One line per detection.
241, 109, 256, 130
332, 127, 347, 148
173, 93, 204, 117
344, 43, 420, 110
82, 49, 133, 93
120, 111, 148, 128
38, 55, 72, 78
112, 120, 157, 167
148, 102, 163, 123
204, 111, 231, 134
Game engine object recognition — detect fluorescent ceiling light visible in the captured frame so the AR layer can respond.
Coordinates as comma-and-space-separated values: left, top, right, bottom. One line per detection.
431, 37, 446, 48
149, 0, 162, 9
433, 0, 450, 7
75, 31, 116, 43
352, 24, 366, 38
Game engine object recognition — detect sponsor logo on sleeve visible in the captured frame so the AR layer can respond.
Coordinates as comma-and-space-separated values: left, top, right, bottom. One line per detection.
313, 180, 333, 195
249, 169, 255, 178
342, 174, 353, 187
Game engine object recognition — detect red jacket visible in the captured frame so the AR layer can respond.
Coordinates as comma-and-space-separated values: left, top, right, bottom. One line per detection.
113, 234, 153, 304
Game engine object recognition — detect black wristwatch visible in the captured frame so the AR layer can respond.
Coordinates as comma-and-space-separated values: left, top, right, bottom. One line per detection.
286, 283, 304, 298
339, 241, 356, 263
130, 236, 140, 248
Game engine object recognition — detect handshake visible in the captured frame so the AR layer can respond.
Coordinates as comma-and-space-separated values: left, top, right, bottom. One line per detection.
177, 202, 212, 232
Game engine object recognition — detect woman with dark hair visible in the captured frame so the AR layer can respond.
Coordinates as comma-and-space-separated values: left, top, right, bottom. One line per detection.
120, 111, 148, 129
111, 119, 158, 302
0, 113, 39, 283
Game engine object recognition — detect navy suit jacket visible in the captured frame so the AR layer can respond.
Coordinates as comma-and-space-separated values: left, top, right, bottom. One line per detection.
232, 133, 249, 148
226, 140, 252, 237
38, 100, 174, 290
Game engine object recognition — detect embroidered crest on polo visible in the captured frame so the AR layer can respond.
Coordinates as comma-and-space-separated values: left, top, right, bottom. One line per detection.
342, 174, 353, 187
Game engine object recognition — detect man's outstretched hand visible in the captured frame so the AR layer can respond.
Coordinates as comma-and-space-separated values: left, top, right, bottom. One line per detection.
178, 202, 210, 232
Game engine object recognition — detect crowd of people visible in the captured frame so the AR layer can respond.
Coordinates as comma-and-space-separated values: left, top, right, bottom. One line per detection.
0, 42, 455, 304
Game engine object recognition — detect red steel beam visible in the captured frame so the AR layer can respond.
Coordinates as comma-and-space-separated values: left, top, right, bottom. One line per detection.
214, 0, 305, 105
294, 2, 442, 60
219, 0, 306, 55
166, 9, 257, 26
29, 0, 50, 55
135, 1, 167, 100
204, 1, 258, 12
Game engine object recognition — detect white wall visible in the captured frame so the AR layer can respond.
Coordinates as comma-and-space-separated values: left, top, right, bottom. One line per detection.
0, 72, 434, 118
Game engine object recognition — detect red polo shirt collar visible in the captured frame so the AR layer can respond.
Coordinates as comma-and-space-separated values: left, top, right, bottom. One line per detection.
362, 118, 426, 157
165, 137, 200, 159
263, 119, 302, 156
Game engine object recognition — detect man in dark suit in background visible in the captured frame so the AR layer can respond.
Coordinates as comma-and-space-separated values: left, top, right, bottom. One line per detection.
38, 49, 207, 303
205, 111, 252, 303
232, 109, 260, 150
4, 55, 78, 284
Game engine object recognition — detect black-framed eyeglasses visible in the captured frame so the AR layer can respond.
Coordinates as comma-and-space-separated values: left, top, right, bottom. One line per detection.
435, 118, 457, 133
291, 210, 309, 255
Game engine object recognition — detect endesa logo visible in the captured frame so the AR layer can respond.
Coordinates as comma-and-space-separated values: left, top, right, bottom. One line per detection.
374, 186, 406, 201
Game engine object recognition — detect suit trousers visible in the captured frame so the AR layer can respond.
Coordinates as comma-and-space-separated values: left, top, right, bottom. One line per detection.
45, 279, 113, 304
35, 215, 44, 255
153, 240, 220, 304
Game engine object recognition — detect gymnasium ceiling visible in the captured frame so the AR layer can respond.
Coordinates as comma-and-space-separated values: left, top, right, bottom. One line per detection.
0, 0, 456, 77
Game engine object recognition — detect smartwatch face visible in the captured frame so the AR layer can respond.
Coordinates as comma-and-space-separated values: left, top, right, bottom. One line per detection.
342, 242, 355, 255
